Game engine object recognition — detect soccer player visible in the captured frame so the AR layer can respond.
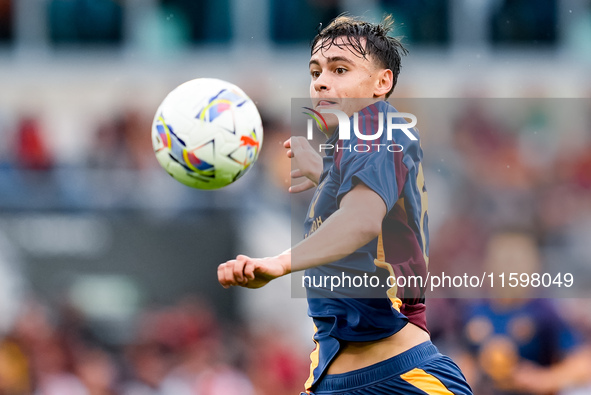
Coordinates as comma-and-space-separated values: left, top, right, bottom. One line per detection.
218, 15, 473, 394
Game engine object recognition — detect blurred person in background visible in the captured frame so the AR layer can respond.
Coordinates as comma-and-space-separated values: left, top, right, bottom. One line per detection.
14, 117, 53, 172
74, 348, 118, 395
8, 300, 87, 395
121, 342, 170, 395
0, 335, 30, 395
147, 298, 254, 395
245, 331, 310, 395
459, 232, 591, 394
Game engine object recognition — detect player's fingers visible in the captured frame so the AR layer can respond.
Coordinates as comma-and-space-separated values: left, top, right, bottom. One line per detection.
217, 263, 227, 287
290, 135, 304, 145
290, 136, 309, 152
232, 256, 248, 284
235, 255, 253, 285
289, 179, 315, 193
236, 255, 250, 269
283, 138, 291, 148
223, 260, 238, 287
218, 261, 234, 288
301, 179, 316, 191
291, 169, 304, 178
286, 149, 294, 158
244, 260, 256, 281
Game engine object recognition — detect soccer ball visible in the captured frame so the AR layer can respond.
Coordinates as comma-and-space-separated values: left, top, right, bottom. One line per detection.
151, 78, 263, 190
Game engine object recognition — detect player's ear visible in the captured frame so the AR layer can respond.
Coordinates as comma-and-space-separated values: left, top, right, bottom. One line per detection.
374, 69, 393, 98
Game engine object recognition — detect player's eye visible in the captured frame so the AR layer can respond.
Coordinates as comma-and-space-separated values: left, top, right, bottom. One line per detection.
310, 70, 321, 79
335, 67, 347, 75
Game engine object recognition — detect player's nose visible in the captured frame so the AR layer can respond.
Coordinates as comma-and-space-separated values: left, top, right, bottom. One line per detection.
313, 73, 330, 92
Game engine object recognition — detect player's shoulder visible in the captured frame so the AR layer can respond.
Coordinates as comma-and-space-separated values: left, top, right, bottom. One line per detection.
360, 100, 420, 141
356, 100, 392, 118
339, 100, 422, 163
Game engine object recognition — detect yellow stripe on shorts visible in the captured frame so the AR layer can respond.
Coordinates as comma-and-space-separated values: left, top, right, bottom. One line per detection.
400, 368, 454, 394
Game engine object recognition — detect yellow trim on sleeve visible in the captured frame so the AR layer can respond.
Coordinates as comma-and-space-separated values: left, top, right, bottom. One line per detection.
304, 324, 320, 392
374, 233, 402, 312
416, 164, 429, 267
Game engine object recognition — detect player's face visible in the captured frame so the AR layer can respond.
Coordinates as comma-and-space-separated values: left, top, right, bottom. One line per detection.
309, 36, 391, 122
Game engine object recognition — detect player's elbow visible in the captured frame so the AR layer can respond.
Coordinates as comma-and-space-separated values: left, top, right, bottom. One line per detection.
357, 217, 382, 243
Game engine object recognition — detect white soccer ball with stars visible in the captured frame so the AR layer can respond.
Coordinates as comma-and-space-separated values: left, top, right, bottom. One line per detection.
152, 78, 263, 190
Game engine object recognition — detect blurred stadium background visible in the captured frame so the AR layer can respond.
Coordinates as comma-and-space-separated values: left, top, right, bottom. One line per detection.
1, 0, 591, 394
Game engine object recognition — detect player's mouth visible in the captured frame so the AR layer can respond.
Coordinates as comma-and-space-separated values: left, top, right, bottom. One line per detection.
315, 100, 339, 108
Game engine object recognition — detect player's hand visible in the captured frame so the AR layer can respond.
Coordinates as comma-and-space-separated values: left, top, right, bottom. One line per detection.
217, 254, 291, 289
507, 361, 554, 393
284, 137, 322, 193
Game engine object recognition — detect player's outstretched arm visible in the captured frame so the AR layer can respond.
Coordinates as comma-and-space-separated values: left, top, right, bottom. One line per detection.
291, 182, 387, 271
510, 345, 591, 393
284, 137, 323, 193
218, 252, 291, 289
218, 183, 385, 288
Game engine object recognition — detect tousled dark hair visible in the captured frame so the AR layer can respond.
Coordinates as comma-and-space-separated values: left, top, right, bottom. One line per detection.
311, 15, 408, 98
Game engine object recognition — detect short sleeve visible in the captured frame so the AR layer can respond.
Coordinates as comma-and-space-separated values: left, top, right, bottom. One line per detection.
335, 104, 404, 212
336, 147, 399, 212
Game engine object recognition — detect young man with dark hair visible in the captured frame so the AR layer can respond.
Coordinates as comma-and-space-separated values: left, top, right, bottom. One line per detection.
218, 15, 473, 394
